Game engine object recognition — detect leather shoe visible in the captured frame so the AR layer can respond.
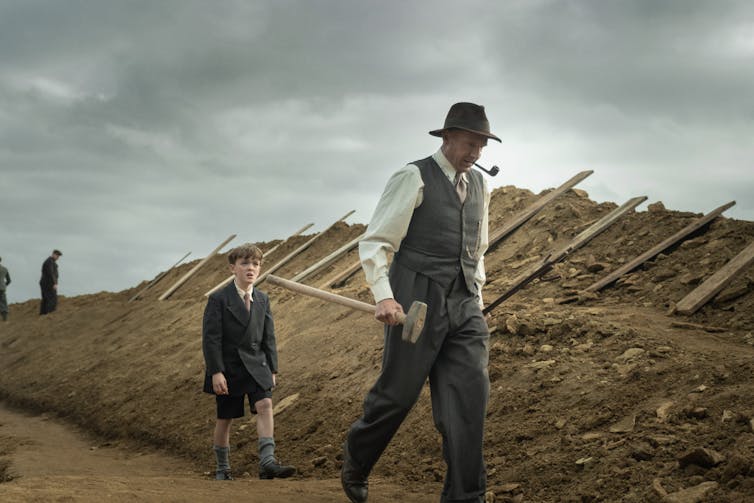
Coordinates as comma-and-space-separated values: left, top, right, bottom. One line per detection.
259, 460, 296, 479
341, 442, 368, 503
215, 469, 233, 480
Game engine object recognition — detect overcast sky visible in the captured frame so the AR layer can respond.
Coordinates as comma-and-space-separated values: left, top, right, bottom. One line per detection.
1, 0, 753, 304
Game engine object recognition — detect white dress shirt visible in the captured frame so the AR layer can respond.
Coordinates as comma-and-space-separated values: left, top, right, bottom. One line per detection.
359, 149, 490, 306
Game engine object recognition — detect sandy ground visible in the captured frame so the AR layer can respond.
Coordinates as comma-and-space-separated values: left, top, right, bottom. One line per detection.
0, 403, 432, 502
2, 185, 754, 502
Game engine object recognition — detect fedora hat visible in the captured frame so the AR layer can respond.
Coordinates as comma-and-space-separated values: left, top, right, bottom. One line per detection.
429, 102, 501, 143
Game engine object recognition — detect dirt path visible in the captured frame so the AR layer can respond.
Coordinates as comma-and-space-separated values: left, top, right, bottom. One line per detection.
0, 403, 433, 502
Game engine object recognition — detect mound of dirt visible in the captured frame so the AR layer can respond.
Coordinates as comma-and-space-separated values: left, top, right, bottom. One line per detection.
1, 185, 753, 502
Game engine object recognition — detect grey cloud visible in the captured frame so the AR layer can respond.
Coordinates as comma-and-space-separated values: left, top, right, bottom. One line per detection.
1, 0, 752, 305
482, 1, 754, 122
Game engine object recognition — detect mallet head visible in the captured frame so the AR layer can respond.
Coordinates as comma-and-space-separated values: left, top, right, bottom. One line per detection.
400, 301, 427, 343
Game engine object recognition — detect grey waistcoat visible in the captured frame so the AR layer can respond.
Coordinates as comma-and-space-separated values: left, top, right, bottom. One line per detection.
394, 156, 484, 294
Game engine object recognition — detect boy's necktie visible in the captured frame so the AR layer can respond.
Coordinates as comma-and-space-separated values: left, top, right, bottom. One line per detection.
244, 292, 251, 312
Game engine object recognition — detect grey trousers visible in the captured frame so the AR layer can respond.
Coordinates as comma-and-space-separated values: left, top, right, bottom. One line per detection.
0, 290, 7, 315
347, 263, 490, 502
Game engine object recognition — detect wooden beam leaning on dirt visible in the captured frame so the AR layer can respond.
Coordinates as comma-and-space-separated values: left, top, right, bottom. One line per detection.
674, 239, 754, 315
204, 222, 314, 297
320, 258, 363, 289
128, 251, 191, 302
252, 210, 355, 288
482, 196, 647, 315
259, 222, 315, 259
584, 201, 736, 293
290, 232, 365, 283
159, 234, 237, 300
488, 170, 594, 251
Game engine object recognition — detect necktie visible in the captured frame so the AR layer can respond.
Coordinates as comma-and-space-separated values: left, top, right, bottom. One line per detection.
455, 172, 467, 203
243, 292, 251, 312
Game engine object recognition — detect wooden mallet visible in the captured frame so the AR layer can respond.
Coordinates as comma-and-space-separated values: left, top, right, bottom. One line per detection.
267, 275, 427, 343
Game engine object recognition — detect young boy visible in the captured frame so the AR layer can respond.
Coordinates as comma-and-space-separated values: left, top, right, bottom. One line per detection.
202, 243, 296, 481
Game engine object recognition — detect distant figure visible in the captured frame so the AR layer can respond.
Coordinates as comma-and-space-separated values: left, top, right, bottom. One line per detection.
39, 249, 62, 315
0, 256, 10, 321
202, 243, 295, 481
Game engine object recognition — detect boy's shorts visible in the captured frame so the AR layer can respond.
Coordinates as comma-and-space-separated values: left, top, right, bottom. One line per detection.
216, 384, 272, 419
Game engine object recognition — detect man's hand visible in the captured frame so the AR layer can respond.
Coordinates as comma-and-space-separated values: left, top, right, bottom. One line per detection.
212, 372, 228, 395
375, 298, 405, 326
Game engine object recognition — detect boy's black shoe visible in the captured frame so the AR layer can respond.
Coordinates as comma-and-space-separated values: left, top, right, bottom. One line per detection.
341, 442, 368, 503
259, 461, 296, 479
215, 469, 233, 480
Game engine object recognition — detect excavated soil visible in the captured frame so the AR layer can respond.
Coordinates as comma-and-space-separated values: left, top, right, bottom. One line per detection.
1, 185, 753, 502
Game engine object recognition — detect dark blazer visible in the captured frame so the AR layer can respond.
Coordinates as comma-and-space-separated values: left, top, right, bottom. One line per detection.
40, 256, 58, 289
202, 282, 278, 394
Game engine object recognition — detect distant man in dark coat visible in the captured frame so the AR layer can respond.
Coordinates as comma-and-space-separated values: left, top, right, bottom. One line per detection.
202, 243, 295, 481
0, 256, 11, 321
39, 249, 61, 315
342, 102, 498, 503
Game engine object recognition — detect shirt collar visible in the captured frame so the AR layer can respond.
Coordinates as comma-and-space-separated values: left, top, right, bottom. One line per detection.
432, 149, 466, 183
233, 280, 254, 300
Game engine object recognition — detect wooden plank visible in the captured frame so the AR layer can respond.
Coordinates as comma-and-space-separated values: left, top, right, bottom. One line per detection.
254, 210, 355, 287
585, 201, 736, 292
203, 222, 315, 297
483, 196, 646, 315
260, 222, 314, 259
320, 259, 362, 289
128, 251, 191, 302
158, 234, 237, 300
675, 240, 754, 315
489, 170, 593, 250
290, 233, 365, 283
557, 196, 648, 256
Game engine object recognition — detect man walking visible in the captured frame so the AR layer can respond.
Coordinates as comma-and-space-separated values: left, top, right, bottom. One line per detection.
0, 257, 10, 321
40, 249, 62, 315
342, 102, 498, 503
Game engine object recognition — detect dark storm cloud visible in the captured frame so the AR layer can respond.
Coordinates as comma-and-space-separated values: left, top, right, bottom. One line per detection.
1, 0, 752, 303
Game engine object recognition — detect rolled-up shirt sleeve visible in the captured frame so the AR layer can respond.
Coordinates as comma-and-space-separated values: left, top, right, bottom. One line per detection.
359, 165, 423, 303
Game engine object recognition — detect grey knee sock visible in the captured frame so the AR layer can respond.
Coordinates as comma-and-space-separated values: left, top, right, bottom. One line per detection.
258, 437, 276, 467
214, 445, 230, 473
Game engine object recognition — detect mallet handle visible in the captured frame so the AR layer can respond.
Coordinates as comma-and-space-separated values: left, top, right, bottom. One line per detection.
267, 274, 383, 315
267, 275, 408, 323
